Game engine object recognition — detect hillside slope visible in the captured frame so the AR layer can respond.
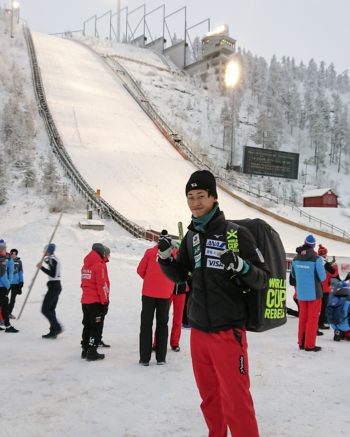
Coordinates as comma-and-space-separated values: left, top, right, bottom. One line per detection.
32, 32, 350, 255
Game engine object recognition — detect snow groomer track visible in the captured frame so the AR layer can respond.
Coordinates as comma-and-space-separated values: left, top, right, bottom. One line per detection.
26, 29, 350, 253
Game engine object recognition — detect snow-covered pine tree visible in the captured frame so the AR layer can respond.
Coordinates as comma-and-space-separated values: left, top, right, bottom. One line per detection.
42, 153, 60, 194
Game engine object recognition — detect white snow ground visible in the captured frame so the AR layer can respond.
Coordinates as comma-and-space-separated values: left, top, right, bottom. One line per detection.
1, 30, 350, 437
1, 206, 350, 437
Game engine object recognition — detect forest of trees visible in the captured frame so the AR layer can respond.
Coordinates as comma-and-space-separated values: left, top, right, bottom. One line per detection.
226, 50, 350, 175
0, 11, 72, 210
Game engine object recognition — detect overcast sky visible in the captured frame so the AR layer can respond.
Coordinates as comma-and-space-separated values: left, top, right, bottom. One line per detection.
12, 0, 350, 73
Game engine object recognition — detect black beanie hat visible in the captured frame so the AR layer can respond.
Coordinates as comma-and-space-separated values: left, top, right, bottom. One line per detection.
92, 243, 105, 258
185, 170, 217, 198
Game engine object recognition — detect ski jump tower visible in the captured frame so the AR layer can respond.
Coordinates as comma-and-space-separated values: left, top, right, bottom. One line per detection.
78, 3, 237, 86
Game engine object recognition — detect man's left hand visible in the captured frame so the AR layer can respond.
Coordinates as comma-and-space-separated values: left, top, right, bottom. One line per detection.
220, 250, 244, 273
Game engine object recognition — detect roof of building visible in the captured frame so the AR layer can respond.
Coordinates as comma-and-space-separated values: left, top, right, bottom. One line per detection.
303, 188, 337, 198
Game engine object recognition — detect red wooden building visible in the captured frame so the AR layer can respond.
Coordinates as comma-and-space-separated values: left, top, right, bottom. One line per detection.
303, 188, 338, 208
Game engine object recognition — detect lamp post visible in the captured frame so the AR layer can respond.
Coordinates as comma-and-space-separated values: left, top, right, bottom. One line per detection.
224, 60, 240, 170
10, 1, 20, 38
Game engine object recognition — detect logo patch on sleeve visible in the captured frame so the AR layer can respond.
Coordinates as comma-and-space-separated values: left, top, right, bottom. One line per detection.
239, 355, 245, 375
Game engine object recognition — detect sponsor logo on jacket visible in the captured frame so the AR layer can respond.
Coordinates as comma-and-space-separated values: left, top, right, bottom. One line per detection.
206, 239, 226, 249
81, 269, 92, 280
205, 248, 223, 258
207, 258, 224, 269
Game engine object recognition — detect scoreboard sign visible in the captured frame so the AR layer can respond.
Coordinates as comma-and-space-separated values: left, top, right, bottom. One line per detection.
243, 146, 299, 179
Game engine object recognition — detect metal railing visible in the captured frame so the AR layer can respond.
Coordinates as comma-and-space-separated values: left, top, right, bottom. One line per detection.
24, 26, 159, 242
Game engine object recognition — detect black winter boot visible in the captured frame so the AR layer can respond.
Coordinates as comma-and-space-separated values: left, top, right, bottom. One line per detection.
333, 330, 344, 341
86, 348, 105, 361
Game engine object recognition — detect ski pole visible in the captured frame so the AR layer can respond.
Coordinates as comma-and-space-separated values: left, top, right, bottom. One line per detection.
178, 221, 184, 241
17, 212, 64, 320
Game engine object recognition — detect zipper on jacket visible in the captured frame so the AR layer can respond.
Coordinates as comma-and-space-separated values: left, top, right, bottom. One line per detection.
199, 231, 213, 332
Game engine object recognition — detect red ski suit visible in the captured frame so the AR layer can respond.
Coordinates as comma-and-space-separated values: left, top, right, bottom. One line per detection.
81, 250, 109, 305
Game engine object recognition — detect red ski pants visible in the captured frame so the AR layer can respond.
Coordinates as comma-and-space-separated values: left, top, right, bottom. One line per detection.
190, 328, 259, 437
169, 293, 186, 347
298, 299, 322, 349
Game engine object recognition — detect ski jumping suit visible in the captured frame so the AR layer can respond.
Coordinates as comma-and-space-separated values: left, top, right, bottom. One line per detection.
40, 254, 62, 334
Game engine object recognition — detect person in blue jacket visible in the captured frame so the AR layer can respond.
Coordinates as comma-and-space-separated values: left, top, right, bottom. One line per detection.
8, 248, 24, 317
291, 234, 326, 352
0, 239, 19, 332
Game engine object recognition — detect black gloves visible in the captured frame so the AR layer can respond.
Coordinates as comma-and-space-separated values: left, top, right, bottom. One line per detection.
158, 230, 173, 260
220, 250, 246, 273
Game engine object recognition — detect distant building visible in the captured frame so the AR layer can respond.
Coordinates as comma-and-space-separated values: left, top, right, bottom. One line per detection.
303, 188, 338, 208
185, 25, 236, 88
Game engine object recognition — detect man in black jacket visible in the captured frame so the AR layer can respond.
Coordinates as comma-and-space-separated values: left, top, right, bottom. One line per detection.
158, 170, 268, 437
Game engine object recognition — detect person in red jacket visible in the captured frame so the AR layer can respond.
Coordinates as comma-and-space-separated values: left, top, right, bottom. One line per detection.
81, 243, 109, 361
317, 244, 340, 330
152, 246, 189, 352
137, 235, 174, 366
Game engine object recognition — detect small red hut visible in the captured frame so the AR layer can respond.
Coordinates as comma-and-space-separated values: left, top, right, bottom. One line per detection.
303, 188, 338, 208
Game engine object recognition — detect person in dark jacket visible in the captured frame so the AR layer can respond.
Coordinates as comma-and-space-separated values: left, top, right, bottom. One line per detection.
81, 243, 109, 361
8, 248, 24, 317
36, 243, 63, 339
290, 235, 326, 352
158, 170, 268, 437
0, 239, 18, 332
317, 244, 339, 330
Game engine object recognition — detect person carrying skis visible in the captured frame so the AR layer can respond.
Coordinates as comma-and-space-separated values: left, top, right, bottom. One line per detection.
8, 248, 24, 318
80, 243, 109, 361
37, 243, 63, 339
157, 170, 268, 437
290, 235, 326, 351
0, 239, 18, 332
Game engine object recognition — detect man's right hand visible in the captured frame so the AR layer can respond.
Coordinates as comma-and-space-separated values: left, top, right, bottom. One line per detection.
158, 231, 173, 260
